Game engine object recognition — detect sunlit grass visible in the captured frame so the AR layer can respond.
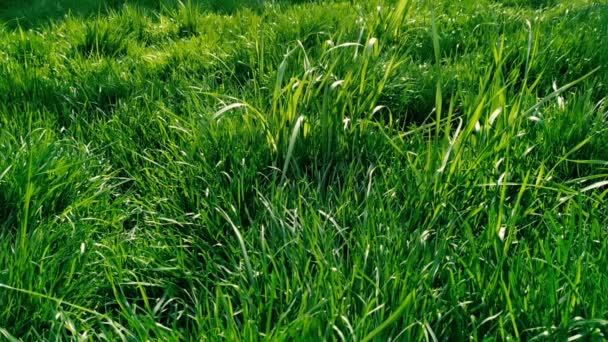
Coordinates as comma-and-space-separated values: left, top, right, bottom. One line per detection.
0, 0, 607, 340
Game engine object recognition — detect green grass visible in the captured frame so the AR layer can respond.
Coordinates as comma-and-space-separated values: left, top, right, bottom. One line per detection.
0, 0, 607, 340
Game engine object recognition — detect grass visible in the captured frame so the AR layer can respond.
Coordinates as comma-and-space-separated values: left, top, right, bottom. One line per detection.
0, 0, 607, 340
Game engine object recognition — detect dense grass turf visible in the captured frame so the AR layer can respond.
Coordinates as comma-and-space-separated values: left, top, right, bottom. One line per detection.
1, 0, 607, 340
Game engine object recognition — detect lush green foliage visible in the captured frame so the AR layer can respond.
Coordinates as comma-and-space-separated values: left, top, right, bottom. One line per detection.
1, 0, 607, 340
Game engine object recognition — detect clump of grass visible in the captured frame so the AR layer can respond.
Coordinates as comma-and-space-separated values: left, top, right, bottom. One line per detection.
77, 18, 130, 57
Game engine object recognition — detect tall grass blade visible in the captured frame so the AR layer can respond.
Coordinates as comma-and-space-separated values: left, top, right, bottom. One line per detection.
361, 290, 415, 342
281, 115, 305, 183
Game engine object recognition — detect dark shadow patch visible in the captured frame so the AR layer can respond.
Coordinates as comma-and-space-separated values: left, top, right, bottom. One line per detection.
0, 0, 179, 29
1, 0, 282, 30
490, 0, 558, 9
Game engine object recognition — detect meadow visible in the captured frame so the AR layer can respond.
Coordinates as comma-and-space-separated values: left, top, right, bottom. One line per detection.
0, 0, 607, 340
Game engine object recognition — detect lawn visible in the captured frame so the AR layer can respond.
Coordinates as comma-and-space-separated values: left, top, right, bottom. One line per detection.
0, 0, 607, 340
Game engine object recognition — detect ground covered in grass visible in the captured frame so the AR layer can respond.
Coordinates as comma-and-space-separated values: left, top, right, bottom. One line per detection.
0, 0, 607, 340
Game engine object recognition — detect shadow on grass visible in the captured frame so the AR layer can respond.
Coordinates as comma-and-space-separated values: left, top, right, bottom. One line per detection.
490, 0, 558, 9
0, 0, 264, 29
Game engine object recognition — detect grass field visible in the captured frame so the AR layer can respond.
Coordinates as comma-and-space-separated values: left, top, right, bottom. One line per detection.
0, 0, 607, 340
